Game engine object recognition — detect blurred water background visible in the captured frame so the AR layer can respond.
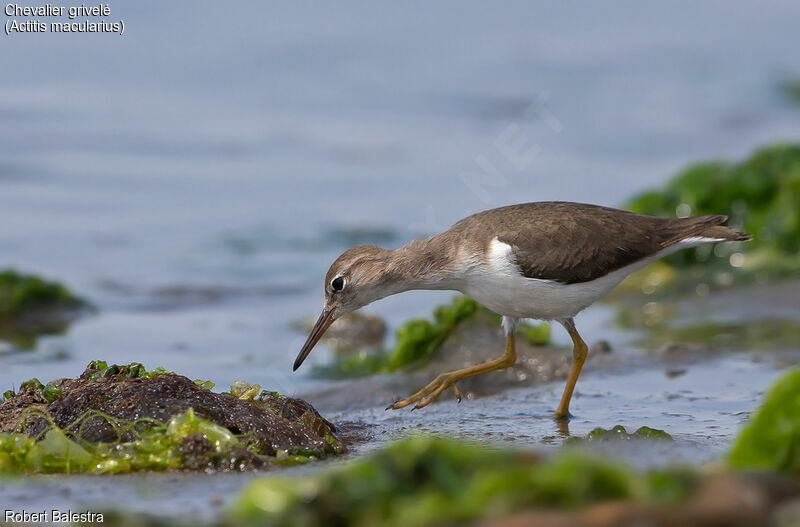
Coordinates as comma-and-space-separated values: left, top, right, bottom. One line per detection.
1, 0, 799, 396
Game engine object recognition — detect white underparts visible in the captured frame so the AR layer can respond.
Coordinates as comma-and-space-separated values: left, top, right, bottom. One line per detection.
501, 315, 519, 335
680, 236, 727, 245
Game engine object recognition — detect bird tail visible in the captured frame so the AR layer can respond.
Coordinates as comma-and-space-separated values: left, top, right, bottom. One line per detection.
699, 224, 752, 242
661, 215, 752, 247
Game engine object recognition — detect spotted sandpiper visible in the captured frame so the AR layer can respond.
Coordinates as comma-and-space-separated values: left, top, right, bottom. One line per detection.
294, 201, 750, 418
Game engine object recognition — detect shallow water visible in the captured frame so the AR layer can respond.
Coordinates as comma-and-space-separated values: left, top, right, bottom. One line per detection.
2, 0, 800, 391
1, 0, 800, 520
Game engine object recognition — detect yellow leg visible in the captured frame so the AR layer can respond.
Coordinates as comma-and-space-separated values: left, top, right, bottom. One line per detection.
554, 318, 588, 419
388, 333, 517, 411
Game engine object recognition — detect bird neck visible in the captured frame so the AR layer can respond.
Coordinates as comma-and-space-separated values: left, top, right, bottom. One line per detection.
379, 235, 461, 294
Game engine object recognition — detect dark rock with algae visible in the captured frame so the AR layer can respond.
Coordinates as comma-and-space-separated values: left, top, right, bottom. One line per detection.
0, 361, 343, 474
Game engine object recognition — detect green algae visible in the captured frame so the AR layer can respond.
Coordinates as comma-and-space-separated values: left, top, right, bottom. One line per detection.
0, 407, 245, 474
84, 360, 175, 381
0, 269, 88, 349
729, 367, 800, 476
389, 296, 479, 369
229, 381, 261, 401
18, 378, 45, 394
313, 297, 550, 379
193, 380, 215, 391
566, 425, 673, 445
0, 269, 84, 319
520, 321, 550, 346
41, 385, 62, 404
82, 361, 210, 392
231, 436, 697, 527
5, 378, 64, 406
624, 144, 800, 294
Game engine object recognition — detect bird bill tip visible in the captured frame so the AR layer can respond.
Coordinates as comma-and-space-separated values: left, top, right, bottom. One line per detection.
292, 309, 335, 371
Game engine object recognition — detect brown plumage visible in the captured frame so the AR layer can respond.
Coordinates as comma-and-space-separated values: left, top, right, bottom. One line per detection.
450, 202, 750, 283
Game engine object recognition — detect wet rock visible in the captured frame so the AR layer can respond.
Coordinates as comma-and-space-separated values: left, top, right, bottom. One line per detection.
665, 368, 687, 378
42, 373, 336, 456
591, 340, 613, 354
566, 425, 673, 444
656, 341, 714, 357
644, 319, 800, 353
0, 378, 51, 433
178, 432, 267, 472
0, 362, 343, 472
774, 498, 800, 526
294, 312, 386, 354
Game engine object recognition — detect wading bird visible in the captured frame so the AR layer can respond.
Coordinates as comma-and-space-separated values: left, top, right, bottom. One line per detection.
294, 202, 749, 418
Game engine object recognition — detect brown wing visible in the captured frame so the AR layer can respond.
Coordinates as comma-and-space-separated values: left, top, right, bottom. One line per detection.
482, 202, 725, 284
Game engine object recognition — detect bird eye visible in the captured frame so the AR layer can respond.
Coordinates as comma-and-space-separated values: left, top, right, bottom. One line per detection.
330, 276, 345, 292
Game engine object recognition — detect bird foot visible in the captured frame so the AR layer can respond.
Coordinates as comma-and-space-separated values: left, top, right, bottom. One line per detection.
386, 373, 461, 411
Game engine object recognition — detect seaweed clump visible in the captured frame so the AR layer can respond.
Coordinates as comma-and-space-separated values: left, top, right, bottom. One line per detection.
313, 296, 550, 379
0, 269, 88, 349
231, 436, 699, 527
0, 361, 342, 474
729, 367, 800, 476
623, 144, 800, 294
566, 425, 673, 445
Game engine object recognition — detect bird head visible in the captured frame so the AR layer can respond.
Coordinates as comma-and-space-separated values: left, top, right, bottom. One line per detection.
293, 245, 391, 371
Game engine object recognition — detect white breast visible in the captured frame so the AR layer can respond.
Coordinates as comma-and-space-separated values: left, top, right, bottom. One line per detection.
456, 237, 719, 320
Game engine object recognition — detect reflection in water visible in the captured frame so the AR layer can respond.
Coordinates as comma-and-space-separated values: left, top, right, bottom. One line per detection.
555, 417, 571, 438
